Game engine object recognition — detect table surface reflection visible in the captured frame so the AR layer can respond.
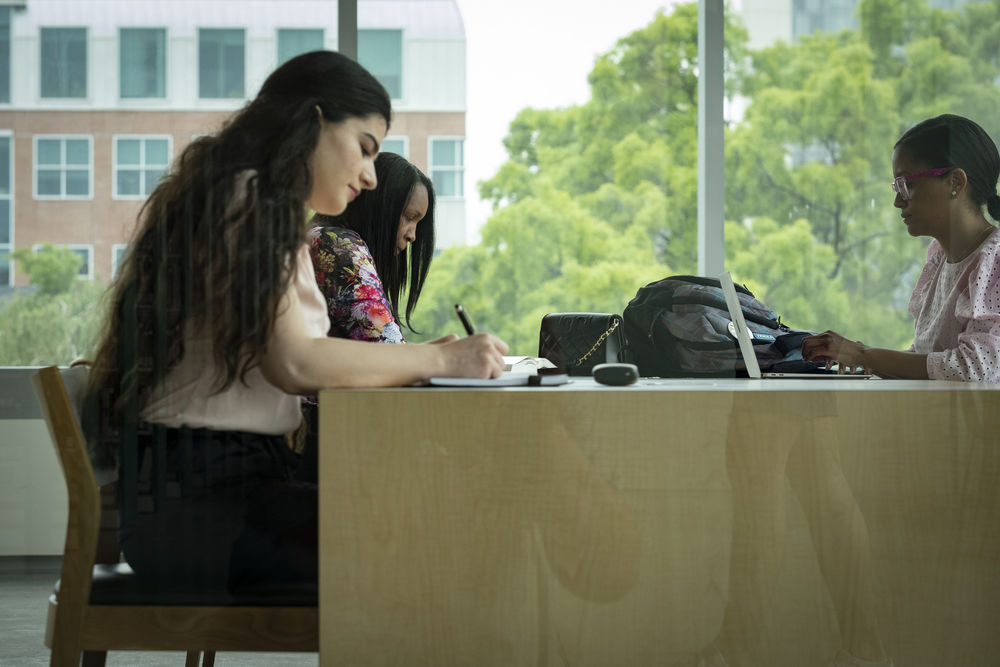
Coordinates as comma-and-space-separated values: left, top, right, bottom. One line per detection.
318, 378, 1000, 666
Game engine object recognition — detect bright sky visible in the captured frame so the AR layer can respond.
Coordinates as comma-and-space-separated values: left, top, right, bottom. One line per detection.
452, 0, 679, 241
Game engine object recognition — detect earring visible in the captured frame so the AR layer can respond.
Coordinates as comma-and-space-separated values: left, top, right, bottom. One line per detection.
951, 190, 957, 197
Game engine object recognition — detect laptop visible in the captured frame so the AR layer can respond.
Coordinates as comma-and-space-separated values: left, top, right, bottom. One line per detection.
718, 271, 871, 379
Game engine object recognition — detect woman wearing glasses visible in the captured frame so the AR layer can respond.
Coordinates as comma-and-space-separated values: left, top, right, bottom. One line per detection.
803, 114, 1000, 382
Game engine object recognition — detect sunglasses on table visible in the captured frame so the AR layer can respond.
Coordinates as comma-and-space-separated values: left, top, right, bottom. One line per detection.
891, 167, 950, 201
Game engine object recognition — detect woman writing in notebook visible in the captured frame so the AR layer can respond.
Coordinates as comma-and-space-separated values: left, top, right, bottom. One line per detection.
83, 51, 507, 591
803, 114, 1000, 382
309, 151, 436, 343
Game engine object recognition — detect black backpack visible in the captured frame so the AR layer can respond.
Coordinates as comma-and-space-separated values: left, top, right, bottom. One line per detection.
622, 275, 820, 377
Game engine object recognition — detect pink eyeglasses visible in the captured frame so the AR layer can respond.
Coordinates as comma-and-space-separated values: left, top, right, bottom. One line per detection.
891, 167, 950, 201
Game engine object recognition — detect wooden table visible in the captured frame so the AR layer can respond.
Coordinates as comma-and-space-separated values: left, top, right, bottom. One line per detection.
318, 378, 1000, 666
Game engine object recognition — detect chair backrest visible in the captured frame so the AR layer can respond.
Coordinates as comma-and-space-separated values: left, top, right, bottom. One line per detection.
32, 365, 101, 637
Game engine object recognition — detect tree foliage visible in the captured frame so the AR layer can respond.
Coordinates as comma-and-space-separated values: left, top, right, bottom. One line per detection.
0, 245, 105, 365
409, 0, 1000, 356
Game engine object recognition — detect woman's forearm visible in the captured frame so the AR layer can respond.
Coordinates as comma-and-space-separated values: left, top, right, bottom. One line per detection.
858, 347, 929, 379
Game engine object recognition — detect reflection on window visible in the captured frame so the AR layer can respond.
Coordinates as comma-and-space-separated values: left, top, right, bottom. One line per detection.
120, 28, 166, 99
34, 136, 92, 199
429, 138, 463, 198
277, 28, 324, 66
381, 137, 407, 158
41, 27, 87, 98
0, 8, 11, 103
114, 136, 171, 199
358, 29, 402, 99
198, 28, 245, 98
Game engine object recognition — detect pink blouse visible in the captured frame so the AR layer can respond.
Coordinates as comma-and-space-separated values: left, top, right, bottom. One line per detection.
141, 243, 331, 433
908, 228, 1000, 382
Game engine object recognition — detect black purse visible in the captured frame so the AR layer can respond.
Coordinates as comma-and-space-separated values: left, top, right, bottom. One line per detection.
538, 313, 625, 376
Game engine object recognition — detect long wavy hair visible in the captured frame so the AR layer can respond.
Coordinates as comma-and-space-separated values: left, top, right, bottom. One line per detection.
314, 152, 436, 331
84, 51, 391, 465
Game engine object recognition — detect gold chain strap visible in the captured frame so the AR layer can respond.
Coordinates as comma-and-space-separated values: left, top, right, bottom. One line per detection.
573, 319, 620, 366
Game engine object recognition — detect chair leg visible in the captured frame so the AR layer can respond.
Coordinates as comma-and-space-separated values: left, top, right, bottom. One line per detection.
202, 651, 217, 667
81, 651, 108, 667
184, 651, 201, 667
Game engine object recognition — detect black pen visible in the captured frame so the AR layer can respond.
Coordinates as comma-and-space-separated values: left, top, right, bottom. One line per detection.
454, 304, 475, 336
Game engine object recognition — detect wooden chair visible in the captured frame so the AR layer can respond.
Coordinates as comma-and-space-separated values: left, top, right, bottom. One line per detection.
33, 365, 318, 667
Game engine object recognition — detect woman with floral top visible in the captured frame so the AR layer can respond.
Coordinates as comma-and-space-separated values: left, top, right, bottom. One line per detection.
309, 151, 436, 343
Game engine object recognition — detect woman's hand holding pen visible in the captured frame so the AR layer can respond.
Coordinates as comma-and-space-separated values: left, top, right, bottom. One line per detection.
801, 330, 871, 375
438, 334, 509, 378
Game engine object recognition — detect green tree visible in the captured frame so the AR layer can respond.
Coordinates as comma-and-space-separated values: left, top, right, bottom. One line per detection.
412, 0, 1000, 357
0, 245, 106, 365
11, 244, 83, 295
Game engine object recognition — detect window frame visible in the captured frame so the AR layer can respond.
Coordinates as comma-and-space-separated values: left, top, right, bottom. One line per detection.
358, 28, 403, 101
380, 135, 409, 159
39, 26, 89, 100
111, 243, 128, 281
427, 136, 465, 200
32, 134, 94, 201
118, 26, 168, 100
0, 7, 11, 105
197, 27, 246, 99
276, 27, 325, 67
111, 134, 173, 200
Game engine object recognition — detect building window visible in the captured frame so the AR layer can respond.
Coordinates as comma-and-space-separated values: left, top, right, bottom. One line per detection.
277, 28, 324, 66
381, 137, 407, 158
0, 8, 11, 104
113, 136, 170, 199
198, 28, 244, 99
0, 134, 10, 286
120, 28, 166, 99
40, 27, 88, 98
32, 243, 94, 280
111, 244, 128, 280
358, 29, 402, 99
34, 136, 92, 200
429, 138, 464, 198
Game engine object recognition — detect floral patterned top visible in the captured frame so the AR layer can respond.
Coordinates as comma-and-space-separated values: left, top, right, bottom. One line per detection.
308, 226, 406, 344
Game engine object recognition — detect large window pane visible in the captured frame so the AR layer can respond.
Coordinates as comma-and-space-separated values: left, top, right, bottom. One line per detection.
40, 27, 87, 98
277, 28, 324, 65
358, 29, 402, 99
120, 28, 166, 98
728, 0, 1000, 348
0, 249, 9, 286
198, 28, 245, 98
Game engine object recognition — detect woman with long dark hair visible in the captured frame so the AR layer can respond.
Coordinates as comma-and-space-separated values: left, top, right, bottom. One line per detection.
84, 51, 506, 591
310, 151, 436, 342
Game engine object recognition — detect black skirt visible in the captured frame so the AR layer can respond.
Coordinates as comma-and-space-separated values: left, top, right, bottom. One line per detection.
118, 424, 317, 592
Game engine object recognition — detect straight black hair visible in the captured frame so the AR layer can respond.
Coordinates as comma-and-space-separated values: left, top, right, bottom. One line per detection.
315, 152, 436, 331
895, 114, 1000, 221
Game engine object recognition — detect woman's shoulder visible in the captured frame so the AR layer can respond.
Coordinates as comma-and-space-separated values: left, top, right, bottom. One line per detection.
312, 225, 367, 249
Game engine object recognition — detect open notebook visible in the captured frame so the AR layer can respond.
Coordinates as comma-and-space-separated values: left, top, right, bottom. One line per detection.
719, 271, 870, 380
428, 371, 569, 387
